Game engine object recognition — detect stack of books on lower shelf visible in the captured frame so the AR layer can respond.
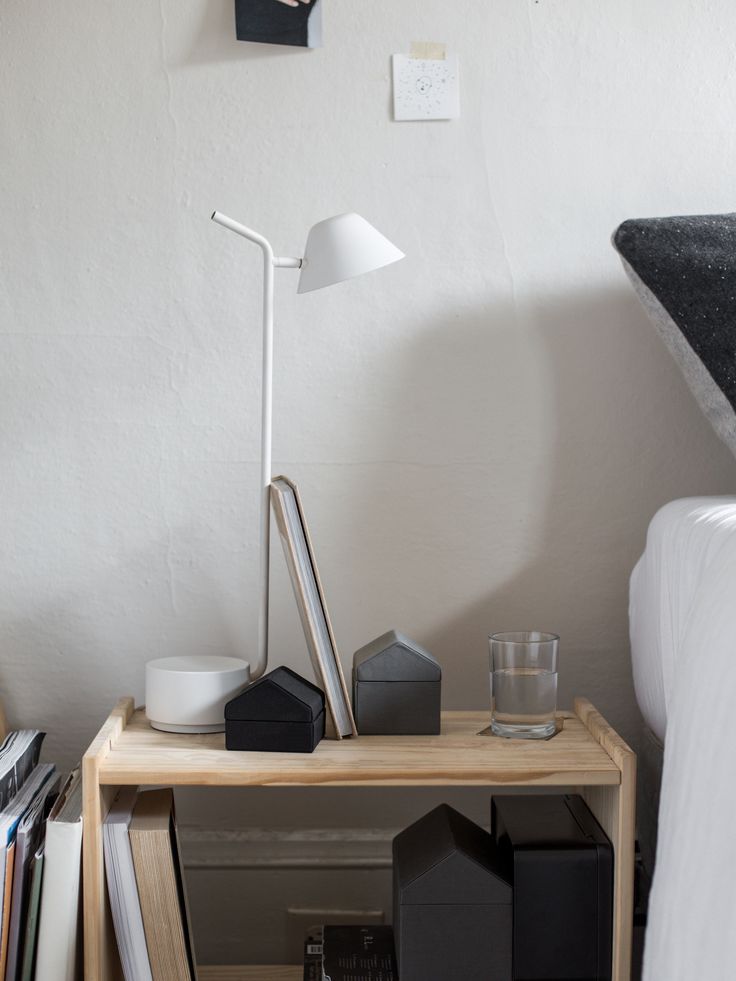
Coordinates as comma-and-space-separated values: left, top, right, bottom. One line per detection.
0, 728, 84, 981
103, 787, 197, 981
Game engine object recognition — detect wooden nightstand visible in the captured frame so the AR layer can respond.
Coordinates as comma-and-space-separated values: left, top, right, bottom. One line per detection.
83, 697, 635, 980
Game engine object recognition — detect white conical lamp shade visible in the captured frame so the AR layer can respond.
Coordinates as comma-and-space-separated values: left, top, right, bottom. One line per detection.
297, 213, 405, 294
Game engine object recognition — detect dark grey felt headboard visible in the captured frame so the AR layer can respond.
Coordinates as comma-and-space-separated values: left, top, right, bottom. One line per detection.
613, 213, 736, 458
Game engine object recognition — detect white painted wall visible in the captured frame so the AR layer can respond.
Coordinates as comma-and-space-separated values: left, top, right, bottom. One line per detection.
3, 0, 736, 962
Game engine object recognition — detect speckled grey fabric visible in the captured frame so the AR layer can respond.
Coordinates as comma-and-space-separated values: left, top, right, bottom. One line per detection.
613, 214, 736, 458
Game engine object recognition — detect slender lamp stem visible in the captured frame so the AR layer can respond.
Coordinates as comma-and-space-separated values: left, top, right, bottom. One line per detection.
211, 212, 301, 681
212, 210, 403, 684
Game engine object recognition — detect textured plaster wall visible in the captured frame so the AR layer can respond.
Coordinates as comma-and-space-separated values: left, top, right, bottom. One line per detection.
3, 0, 736, 828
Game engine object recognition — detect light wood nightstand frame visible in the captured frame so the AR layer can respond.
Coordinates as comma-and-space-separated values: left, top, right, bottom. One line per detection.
82, 697, 635, 981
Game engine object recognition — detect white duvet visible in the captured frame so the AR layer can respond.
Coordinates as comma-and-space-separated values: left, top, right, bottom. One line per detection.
630, 497, 736, 981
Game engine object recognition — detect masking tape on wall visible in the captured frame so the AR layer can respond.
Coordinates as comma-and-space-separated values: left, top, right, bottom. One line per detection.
410, 42, 446, 61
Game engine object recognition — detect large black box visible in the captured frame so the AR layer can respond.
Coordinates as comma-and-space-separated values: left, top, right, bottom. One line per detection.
225, 666, 325, 753
491, 794, 613, 981
393, 804, 512, 981
353, 630, 441, 735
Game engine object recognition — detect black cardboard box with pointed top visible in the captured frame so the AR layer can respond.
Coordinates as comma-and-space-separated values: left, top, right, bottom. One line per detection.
393, 804, 512, 981
352, 630, 441, 735
225, 666, 325, 753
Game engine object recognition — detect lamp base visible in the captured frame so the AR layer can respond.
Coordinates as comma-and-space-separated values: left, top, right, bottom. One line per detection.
145, 656, 251, 734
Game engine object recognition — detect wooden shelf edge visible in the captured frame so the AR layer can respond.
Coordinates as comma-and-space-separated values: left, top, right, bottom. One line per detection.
199, 967, 301, 980
95, 704, 621, 789
574, 698, 636, 981
100, 771, 621, 788
83, 696, 134, 764
82, 697, 136, 981
573, 697, 635, 774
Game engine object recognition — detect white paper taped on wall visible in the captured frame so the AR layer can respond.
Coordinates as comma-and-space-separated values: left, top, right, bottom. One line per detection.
392, 53, 460, 121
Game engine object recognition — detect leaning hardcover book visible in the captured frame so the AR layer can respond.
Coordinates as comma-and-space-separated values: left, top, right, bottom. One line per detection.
5, 768, 60, 981
104, 787, 153, 981
34, 767, 84, 981
0, 763, 57, 975
271, 476, 357, 739
129, 788, 197, 981
19, 845, 44, 981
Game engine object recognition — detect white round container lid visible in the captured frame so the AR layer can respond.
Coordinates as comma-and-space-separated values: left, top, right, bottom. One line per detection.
147, 656, 248, 675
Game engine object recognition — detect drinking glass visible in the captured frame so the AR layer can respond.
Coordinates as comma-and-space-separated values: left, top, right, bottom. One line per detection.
489, 631, 559, 739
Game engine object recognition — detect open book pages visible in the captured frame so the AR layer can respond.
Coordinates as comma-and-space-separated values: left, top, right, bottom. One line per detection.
129, 788, 197, 981
0, 733, 45, 812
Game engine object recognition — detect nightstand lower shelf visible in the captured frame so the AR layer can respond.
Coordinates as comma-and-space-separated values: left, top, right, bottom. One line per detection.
83, 697, 635, 981
200, 968, 300, 981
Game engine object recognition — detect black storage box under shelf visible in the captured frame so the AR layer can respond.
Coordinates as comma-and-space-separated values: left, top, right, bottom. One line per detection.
393, 803, 512, 981
492, 793, 613, 981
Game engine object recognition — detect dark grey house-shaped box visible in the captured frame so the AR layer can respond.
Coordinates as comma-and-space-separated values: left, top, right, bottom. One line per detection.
225, 666, 325, 753
353, 630, 441, 734
393, 804, 512, 981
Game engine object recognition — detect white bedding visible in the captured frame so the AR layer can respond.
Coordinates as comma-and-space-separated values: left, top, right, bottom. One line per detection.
630, 496, 736, 981
630, 496, 736, 742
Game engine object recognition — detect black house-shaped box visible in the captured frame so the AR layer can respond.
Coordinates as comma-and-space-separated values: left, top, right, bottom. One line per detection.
353, 630, 441, 735
492, 794, 613, 981
393, 804, 512, 981
225, 666, 325, 753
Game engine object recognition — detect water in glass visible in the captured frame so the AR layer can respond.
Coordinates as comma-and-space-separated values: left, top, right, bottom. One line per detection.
491, 667, 557, 739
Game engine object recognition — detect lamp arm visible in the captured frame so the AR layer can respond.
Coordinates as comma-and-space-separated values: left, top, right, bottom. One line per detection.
211, 211, 271, 252
211, 211, 278, 682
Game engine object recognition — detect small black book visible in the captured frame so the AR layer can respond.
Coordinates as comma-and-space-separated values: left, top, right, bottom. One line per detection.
322, 925, 397, 981
303, 931, 323, 981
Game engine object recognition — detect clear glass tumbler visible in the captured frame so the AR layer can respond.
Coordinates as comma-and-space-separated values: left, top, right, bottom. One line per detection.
489, 631, 559, 739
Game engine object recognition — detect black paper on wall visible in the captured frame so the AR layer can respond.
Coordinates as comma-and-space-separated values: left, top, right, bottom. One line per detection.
235, 0, 322, 48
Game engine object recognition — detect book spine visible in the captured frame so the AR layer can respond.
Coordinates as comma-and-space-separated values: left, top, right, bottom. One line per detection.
34, 820, 82, 981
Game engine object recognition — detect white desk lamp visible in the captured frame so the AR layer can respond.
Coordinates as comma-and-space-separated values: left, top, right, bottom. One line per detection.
145, 212, 404, 733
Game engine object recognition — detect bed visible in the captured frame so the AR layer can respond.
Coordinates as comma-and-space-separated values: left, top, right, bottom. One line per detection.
630, 497, 736, 866
615, 215, 736, 981
629, 496, 736, 980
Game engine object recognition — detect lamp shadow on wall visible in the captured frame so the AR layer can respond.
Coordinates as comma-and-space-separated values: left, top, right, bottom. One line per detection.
326, 286, 736, 748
